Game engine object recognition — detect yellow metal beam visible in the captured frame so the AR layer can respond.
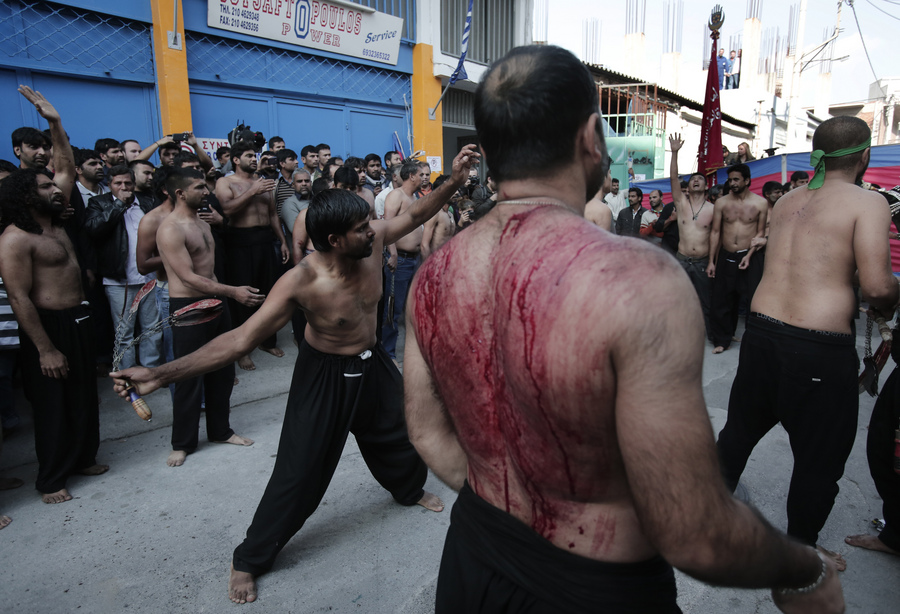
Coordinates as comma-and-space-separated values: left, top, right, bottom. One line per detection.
149, 0, 192, 134
411, 44, 443, 177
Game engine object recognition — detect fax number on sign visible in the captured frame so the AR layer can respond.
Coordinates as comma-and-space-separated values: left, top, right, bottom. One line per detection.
362, 48, 390, 61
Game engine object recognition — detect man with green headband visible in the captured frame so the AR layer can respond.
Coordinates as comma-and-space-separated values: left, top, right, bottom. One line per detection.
717, 116, 898, 571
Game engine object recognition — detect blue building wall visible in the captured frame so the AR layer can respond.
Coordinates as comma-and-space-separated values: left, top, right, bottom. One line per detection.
182, 0, 414, 158
1, 0, 415, 164
0, 0, 159, 162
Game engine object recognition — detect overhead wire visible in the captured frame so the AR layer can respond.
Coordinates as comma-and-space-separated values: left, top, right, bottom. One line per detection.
847, 0, 884, 91
864, 0, 900, 20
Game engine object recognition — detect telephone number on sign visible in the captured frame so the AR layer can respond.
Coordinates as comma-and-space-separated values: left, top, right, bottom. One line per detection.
362, 49, 390, 61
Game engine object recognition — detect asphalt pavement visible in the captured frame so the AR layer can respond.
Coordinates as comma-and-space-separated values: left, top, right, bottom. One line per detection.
1, 320, 898, 613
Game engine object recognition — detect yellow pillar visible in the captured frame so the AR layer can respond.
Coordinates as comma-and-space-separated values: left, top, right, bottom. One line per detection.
149, 0, 192, 134
411, 44, 443, 177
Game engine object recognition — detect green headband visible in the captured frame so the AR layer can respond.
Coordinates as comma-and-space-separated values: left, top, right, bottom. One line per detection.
808, 138, 871, 189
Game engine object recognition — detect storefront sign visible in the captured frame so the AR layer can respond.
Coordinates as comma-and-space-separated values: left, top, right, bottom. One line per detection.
209, 0, 404, 66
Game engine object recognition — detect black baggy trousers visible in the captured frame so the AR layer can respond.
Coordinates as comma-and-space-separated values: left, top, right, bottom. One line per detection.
170, 296, 235, 451
232, 340, 427, 575
717, 313, 858, 546
19, 303, 99, 493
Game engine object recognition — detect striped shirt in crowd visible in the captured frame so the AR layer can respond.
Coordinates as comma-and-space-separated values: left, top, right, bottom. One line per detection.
0, 276, 20, 350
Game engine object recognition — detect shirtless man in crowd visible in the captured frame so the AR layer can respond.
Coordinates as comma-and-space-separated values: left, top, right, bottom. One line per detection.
0, 164, 108, 504
584, 166, 614, 231
706, 163, 768, 353
217, 141, 289, 370
421, 188, 456, 258
112, 144, 478, 604
404, 44, 842, 614
717, 116, 897, 572
381, 160, 429, 360
155, 168, 261, 466
669, 134, 715, 339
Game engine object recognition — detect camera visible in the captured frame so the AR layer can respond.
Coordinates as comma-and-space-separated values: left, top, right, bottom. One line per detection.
172, 132, 190, 142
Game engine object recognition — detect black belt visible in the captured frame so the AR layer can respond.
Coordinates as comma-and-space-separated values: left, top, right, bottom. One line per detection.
396, 249, 420, 259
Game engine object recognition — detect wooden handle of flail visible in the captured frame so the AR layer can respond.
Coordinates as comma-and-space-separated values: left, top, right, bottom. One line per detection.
127, 388, 152, 421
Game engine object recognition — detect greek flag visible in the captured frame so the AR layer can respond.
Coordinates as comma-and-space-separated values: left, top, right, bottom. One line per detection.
449, 0, 474, 85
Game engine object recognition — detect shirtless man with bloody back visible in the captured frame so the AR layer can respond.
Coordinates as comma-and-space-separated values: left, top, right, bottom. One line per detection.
706, 163, 768, 353
404, 45, 843, 614
217, 141, 289, 370
717, 116, 898, 572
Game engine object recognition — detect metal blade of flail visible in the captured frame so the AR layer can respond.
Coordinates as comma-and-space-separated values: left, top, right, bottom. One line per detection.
171, 298, 223, 326
129, 279, 157, 316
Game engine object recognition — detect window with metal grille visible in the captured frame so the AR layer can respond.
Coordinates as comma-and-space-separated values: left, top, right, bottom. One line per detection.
441, 0, 515, 65
348, 0, 417, 43
185, 32, 411, 106
0, 0, 154, 82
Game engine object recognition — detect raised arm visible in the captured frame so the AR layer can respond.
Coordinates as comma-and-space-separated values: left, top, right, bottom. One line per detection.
111, 270, 298, 396
403, 285, 468, 490
186, 134, 214, 171
19, 86, 75, 197
612, 259, 843, 610
157, 222, 263, 306
668, 134, 687, 214
0, 233, 67, 379
378, 146, 479, 246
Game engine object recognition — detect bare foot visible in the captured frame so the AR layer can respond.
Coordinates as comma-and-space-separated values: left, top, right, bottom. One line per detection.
41, 488, 72, 504
817, 545, 847, 571
234, 377, 239, 386
214, 434, 254, 446
238, 355, 256, 371
167, 450, 187, 467
0, 514, 10, 529
732, 336, 741, 342
76, 464, 109, 476
845, 534, 900, 556
712, 346, 726, 354
229, 565, 258, 604
417, 491, 444, 512
0, 477, 24, 490
259, 345, 285, 358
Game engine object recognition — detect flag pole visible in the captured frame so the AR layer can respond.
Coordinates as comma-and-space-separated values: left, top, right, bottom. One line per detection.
429, 82, 453, 120
428, 0, 473, 121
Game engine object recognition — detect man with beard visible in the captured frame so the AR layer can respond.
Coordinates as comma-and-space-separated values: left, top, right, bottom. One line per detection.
75, 149, 109, 207
156, 168, 260, 467
94, 138, 125, 178
706, 163, 768, 353
404, 44, 844, 614
111, 144, 478, 604
217, 141, 289, 370
717, 116, 898, 572
0, 167, 108, 504
362, 153, 384, 197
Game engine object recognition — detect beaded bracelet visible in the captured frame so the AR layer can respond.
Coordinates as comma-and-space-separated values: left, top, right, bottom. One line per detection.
774, 550, 827, 596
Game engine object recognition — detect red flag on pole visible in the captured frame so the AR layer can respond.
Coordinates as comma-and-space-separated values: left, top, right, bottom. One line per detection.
698, 36, 725, 184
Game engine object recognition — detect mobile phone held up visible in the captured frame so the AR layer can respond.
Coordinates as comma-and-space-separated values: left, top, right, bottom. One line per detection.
172, 132, 190, 142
